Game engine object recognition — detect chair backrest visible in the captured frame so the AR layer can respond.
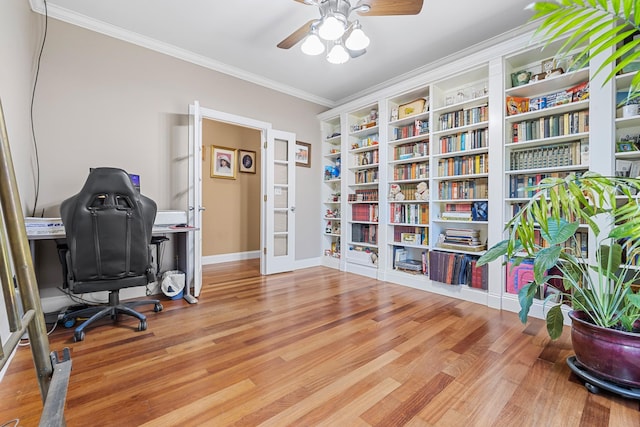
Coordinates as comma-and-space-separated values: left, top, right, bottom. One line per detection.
60, 168, 157, 289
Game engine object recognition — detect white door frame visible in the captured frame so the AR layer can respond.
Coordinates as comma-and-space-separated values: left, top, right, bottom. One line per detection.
190, 102, 297, 280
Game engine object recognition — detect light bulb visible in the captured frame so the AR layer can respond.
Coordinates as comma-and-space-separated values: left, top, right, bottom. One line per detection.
318, 15, 346, 41
345, 27, 370, 51
327, 43, 349, 64
301, 33, 325, 55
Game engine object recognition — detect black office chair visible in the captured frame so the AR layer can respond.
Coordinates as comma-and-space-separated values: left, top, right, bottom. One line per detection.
60, 167, 163, 341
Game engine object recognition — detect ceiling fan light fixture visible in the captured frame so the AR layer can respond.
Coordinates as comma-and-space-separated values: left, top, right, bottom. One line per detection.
301, 32, 325, 55
345, 22, 369, 51
327, 42, 349, 64
318, 14, 346, 41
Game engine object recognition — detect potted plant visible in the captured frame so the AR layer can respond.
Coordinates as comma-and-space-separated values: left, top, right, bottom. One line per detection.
478, 0, 640, 389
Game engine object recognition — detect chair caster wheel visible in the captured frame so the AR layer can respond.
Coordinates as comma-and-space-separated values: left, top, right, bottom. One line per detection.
138, 320, 147, 331
63, 317, 76, 328
154, 303, 163, 312
585, 382, 600, 394
74, 331, 85, 342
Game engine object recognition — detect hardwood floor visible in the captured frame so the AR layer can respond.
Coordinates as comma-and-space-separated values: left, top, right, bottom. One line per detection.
1, 260, 639, 426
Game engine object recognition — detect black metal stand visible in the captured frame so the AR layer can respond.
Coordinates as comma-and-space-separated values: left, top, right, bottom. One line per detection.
567, 356, 640, 400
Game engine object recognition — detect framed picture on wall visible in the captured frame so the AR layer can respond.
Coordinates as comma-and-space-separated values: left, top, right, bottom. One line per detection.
239, 150, 256, 174
295, 141, 311, 167
211, 145, 237, 179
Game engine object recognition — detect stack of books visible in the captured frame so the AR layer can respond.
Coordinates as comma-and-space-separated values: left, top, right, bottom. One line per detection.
437, 228, 486, 251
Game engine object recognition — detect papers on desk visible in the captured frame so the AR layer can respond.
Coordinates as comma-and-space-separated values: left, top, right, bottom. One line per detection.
25, 217, 65, 235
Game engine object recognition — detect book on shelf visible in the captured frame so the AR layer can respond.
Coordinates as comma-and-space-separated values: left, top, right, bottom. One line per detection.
348, 189, 378, 202
438, 178, 488, 200
438, 153, 488, 176
390, 203, 429, 224
394, 140, 429, 160
511, 111, 589, 142
509, 139, 587, 170
438, 104, 489, 130
439, 128, 488, 154
429, 251, 482, 286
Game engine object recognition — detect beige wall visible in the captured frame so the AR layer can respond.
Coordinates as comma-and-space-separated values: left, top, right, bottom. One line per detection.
0, 9, 329, 308
202, 120, 261, 256
29, 15, 327, 265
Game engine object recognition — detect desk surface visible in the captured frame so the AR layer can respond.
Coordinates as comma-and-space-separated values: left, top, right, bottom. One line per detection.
27, 225, 197, 240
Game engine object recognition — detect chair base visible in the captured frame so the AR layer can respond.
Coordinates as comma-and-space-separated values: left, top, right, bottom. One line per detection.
63, 291, 163, 341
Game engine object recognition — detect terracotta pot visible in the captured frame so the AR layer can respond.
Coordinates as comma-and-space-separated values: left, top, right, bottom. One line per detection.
570, 310, 640, 388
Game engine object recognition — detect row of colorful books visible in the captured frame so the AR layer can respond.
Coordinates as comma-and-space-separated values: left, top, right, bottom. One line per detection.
510, 110, 589, 142
391, 120, 429, 141
348, 188, 378, 202
354, 169, 379, 184
389, 203, 429, 225
352, 203, 379, 222
508, 171, 575, 199
438, 128, 488, 154
393, 140, 429, 160
393, 162, 429, 180
437, 178, 488, 200
429, 251, 487, 288
438, 104, 489, 130
509, 140, 587, 171
437, 153, 488, 177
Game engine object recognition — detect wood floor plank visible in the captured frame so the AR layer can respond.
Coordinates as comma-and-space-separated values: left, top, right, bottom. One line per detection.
1, 260, 639, 426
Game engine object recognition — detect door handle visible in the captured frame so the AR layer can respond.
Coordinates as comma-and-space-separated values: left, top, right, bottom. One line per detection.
290, 206, 296, 212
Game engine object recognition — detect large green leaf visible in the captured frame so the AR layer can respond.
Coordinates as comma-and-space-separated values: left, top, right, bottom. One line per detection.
546, 304, 565, 340
518, 282, 539, 324
540, 218, 579, 245
534, 245, 562, 283
477, 239, 520, 266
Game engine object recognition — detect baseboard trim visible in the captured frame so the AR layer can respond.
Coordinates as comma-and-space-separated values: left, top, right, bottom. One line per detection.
202, 251, 260, 265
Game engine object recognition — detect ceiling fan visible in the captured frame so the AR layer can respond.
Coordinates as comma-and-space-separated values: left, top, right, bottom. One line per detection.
278, 0, 424, 64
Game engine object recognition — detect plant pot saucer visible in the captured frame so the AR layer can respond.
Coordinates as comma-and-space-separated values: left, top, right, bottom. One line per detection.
567, 356, 640, 400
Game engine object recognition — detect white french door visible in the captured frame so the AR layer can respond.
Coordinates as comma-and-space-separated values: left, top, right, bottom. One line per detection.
189, 102, 295, 278
262, 129, 296, 274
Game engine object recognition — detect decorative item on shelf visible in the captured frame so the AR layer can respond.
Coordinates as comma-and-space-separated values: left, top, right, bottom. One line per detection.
506, 96, 530, 116
398, 98, 428, 119
325, 221, 333, 234
471, 201, 488, 221
389, 184, 405, 201
511, 70, 532, 87
414, 182, 429, 201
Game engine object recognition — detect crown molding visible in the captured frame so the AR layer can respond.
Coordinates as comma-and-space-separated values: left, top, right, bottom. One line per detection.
28, 0, 336, 108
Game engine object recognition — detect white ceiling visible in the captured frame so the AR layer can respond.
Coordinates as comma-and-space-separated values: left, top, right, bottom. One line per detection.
30, 0, 536, 107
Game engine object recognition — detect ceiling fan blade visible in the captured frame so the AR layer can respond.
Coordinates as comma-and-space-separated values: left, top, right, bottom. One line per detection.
357, 0, 423, 16
277, 20, 315, 49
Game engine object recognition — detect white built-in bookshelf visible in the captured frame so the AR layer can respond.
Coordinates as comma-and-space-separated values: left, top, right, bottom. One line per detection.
318, 30, 622, 318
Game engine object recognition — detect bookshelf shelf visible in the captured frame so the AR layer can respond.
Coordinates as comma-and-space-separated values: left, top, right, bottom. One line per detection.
505, 164, 589, 175
433, 146, 488, 159
504, 132, 589, 150
433, 219, 488, 225
388, 134, 430, 146
433, 173, 489, 181
432, 121, 489, 138
505, 68, 589, 97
